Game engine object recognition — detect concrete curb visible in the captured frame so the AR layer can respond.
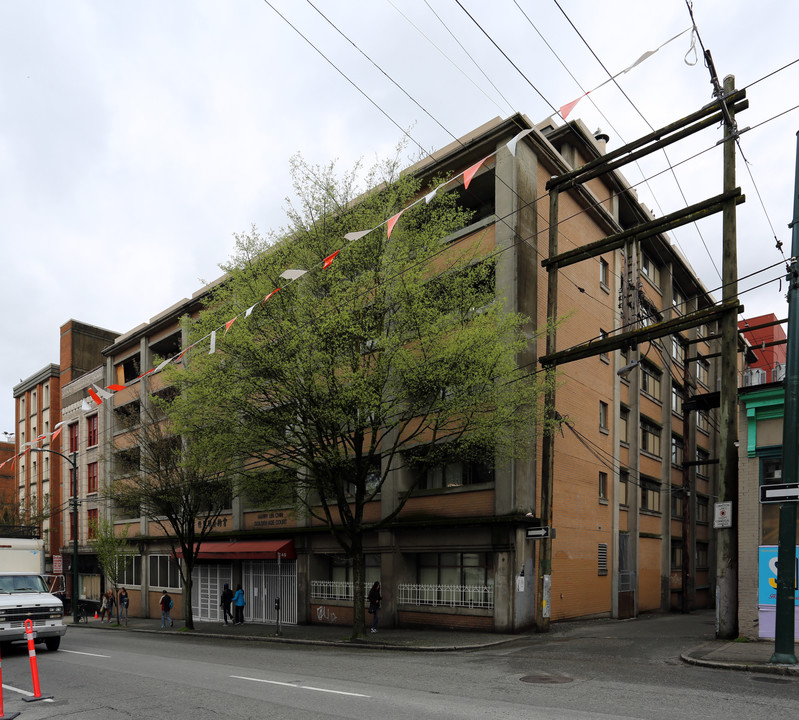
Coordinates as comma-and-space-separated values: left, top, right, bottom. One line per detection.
67, 622, 521, 653
680, 651, 799, 676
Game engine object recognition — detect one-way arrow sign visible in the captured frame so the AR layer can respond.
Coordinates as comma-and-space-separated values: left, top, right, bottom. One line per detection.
760, 483, 799, 504
525, 526, 555, 539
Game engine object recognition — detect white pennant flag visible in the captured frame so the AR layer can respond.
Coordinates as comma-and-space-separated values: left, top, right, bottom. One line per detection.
209, 330, 216, 354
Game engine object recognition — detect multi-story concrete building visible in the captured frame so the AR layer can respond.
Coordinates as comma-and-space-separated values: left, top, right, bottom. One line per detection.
86, 113, 725, 631
739, 313, 787, 384
0, 437, 16, 524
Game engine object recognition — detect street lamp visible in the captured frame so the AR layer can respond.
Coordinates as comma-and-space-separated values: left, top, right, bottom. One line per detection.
30, 447, 79, 624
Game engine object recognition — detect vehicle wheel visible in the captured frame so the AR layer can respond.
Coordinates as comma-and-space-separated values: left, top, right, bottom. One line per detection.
44, 637, 61, 651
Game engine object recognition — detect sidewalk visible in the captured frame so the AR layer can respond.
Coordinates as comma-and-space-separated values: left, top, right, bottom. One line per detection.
67, 613, 799, 673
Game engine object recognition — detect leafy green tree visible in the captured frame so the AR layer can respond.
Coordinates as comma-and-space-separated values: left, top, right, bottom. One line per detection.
89, 516, 133, 624
106, 395, 234, 629
169, 152, 550, 637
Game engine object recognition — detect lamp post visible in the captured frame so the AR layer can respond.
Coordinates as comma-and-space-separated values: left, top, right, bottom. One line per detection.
31, 447, 79, 624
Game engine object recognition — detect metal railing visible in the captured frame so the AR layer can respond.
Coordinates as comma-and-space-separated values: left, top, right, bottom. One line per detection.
310, 581, 370, 601
397, 583, 494, 609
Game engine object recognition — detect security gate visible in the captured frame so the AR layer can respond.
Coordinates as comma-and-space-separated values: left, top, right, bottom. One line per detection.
191, 563, 233, 622
243, 559, 297, 625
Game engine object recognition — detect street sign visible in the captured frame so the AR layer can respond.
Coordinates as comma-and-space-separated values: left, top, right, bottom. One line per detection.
713, 501, 732, 528
760, 483, 799, 504
526, 526, 555, 539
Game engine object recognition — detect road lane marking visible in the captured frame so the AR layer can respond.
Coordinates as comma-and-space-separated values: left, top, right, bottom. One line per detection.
61, 649, 111, 658
230, 675, 370, 698
2, 684, 55, 702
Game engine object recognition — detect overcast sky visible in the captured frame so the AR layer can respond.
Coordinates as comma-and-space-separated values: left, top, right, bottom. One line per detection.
2, 0, 797, 436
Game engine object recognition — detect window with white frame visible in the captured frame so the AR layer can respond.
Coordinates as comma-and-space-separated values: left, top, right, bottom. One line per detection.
641, 362, 662, 398
600, 258, 609, 289
599, 401, 609, 432
672, 336, 685, 366
120, 555, 142, 587
672, 284, 686, 312
599, 471, 608, 501
696, 359, 709, 387
672, 383, 684, 416
149, 554, 182, 589
671, 435, 683, 467
641, 252, 661, 287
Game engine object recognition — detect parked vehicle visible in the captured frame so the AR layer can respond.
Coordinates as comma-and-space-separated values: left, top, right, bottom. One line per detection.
0, 538, 67, 651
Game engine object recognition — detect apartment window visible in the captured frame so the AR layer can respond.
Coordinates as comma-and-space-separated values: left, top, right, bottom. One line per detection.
418, 552, 493, 588
619, 469, 629, 506
599, 401, 609, 432
598, 543, 608, 576
671, 486, 683, 518
87, 508, 98, 538
641, 252, 661, 287
671, 540, 683, 569
696, 542, 709, 569
696, 448, 710, 477
408, 445, 495, 490
640, 418, 662, 457
120, 555, 142, 587
619, 407, 629, 445
599, 329, 609, 362
32, 390, 37, 413
87, 462, 98, 494
672, 337, 685, 366
672, 284, 686, 312
87, 414, 98, 447
641, 477, 661, 513
697, 496, 709, 524
600, 258, 609, 289
599, 471, 608, 501
696, 359, 709, 387
44, 383, 50, 408
671, 435, 684, 467
696, 411, 709, 434
672, 384, 684, 416
68, 422, 79, 453
641, 362, 662, 398
149, 555, 182, 590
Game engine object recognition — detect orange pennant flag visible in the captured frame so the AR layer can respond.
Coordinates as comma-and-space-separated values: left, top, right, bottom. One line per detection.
51, 426, 63, 443
87, 387, 103, 405
463, 157, 487, 189
225, 317, 237, 335
263, 288, 280, 303
323, 250, 340, 269
387, 210, 404, 238
107, 384, 126, 392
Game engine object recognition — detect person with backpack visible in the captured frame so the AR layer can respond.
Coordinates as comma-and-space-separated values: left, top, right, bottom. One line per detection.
232, 583, 246, 625
160, 590, 174, 629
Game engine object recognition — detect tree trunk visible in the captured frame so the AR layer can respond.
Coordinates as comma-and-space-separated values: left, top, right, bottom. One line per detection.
350, 538, 366, 640
182, 564, 194, 630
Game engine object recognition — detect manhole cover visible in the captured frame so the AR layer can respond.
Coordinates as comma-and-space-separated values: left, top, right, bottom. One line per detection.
520, 674, 573, 684
752, 676, 792, 684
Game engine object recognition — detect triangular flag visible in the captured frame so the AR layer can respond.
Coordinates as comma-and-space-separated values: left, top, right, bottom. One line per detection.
263, 288, 280, 304
463, 157, 487, 189
560, 93, 588, 119
507, 128, 533, 156
425, 188, 438, 204
92, 384, 113, 400
225, 318, 237, 335
176, 344, 195, 361
387, 210, 404, 238
51, 426, 62, 442
87, 387, 103, 405
323, 250, 340, 269
107, 384, 126, 392
209, 330, 216, 354
154, 357, 172, 372
344, 230, 371, 241
624, 50, 655, 73
81, 399, 92, 412
280, 269, 307, 281
245, 303, 257, 318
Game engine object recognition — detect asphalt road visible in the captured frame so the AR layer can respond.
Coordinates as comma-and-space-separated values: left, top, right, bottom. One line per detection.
1, 611, 797, 719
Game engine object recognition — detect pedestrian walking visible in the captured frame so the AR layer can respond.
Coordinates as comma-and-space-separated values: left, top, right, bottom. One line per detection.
367, 581, 381, 633
99, 591, 109, 622
104, 589, 116, 623
233, 583, 246, 625
220, 583, 234, 625
160, 590, 174, 629
118, 587, 129, 624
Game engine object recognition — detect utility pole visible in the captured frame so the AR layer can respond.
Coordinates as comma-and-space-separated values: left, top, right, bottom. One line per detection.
716, 74, 740, 639
770, 131, 799, 665
681, 341, 693, 613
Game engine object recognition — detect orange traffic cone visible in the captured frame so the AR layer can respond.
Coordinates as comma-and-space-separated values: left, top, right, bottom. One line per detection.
94, 612, 98, 619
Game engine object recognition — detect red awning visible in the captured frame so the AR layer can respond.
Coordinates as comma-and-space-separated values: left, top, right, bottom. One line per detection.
176, 539, 295, 561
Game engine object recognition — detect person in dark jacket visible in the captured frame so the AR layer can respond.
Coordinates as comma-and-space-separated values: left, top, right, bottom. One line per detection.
367, 581, 382, 633
220, 583, 234, 625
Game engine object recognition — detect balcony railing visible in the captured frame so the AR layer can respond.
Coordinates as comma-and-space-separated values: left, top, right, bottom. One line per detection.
310, 581, 370, 601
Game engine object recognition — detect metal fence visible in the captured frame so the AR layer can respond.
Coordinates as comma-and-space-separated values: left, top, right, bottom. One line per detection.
396, 584, 494, 609
310, 581, 370, 601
